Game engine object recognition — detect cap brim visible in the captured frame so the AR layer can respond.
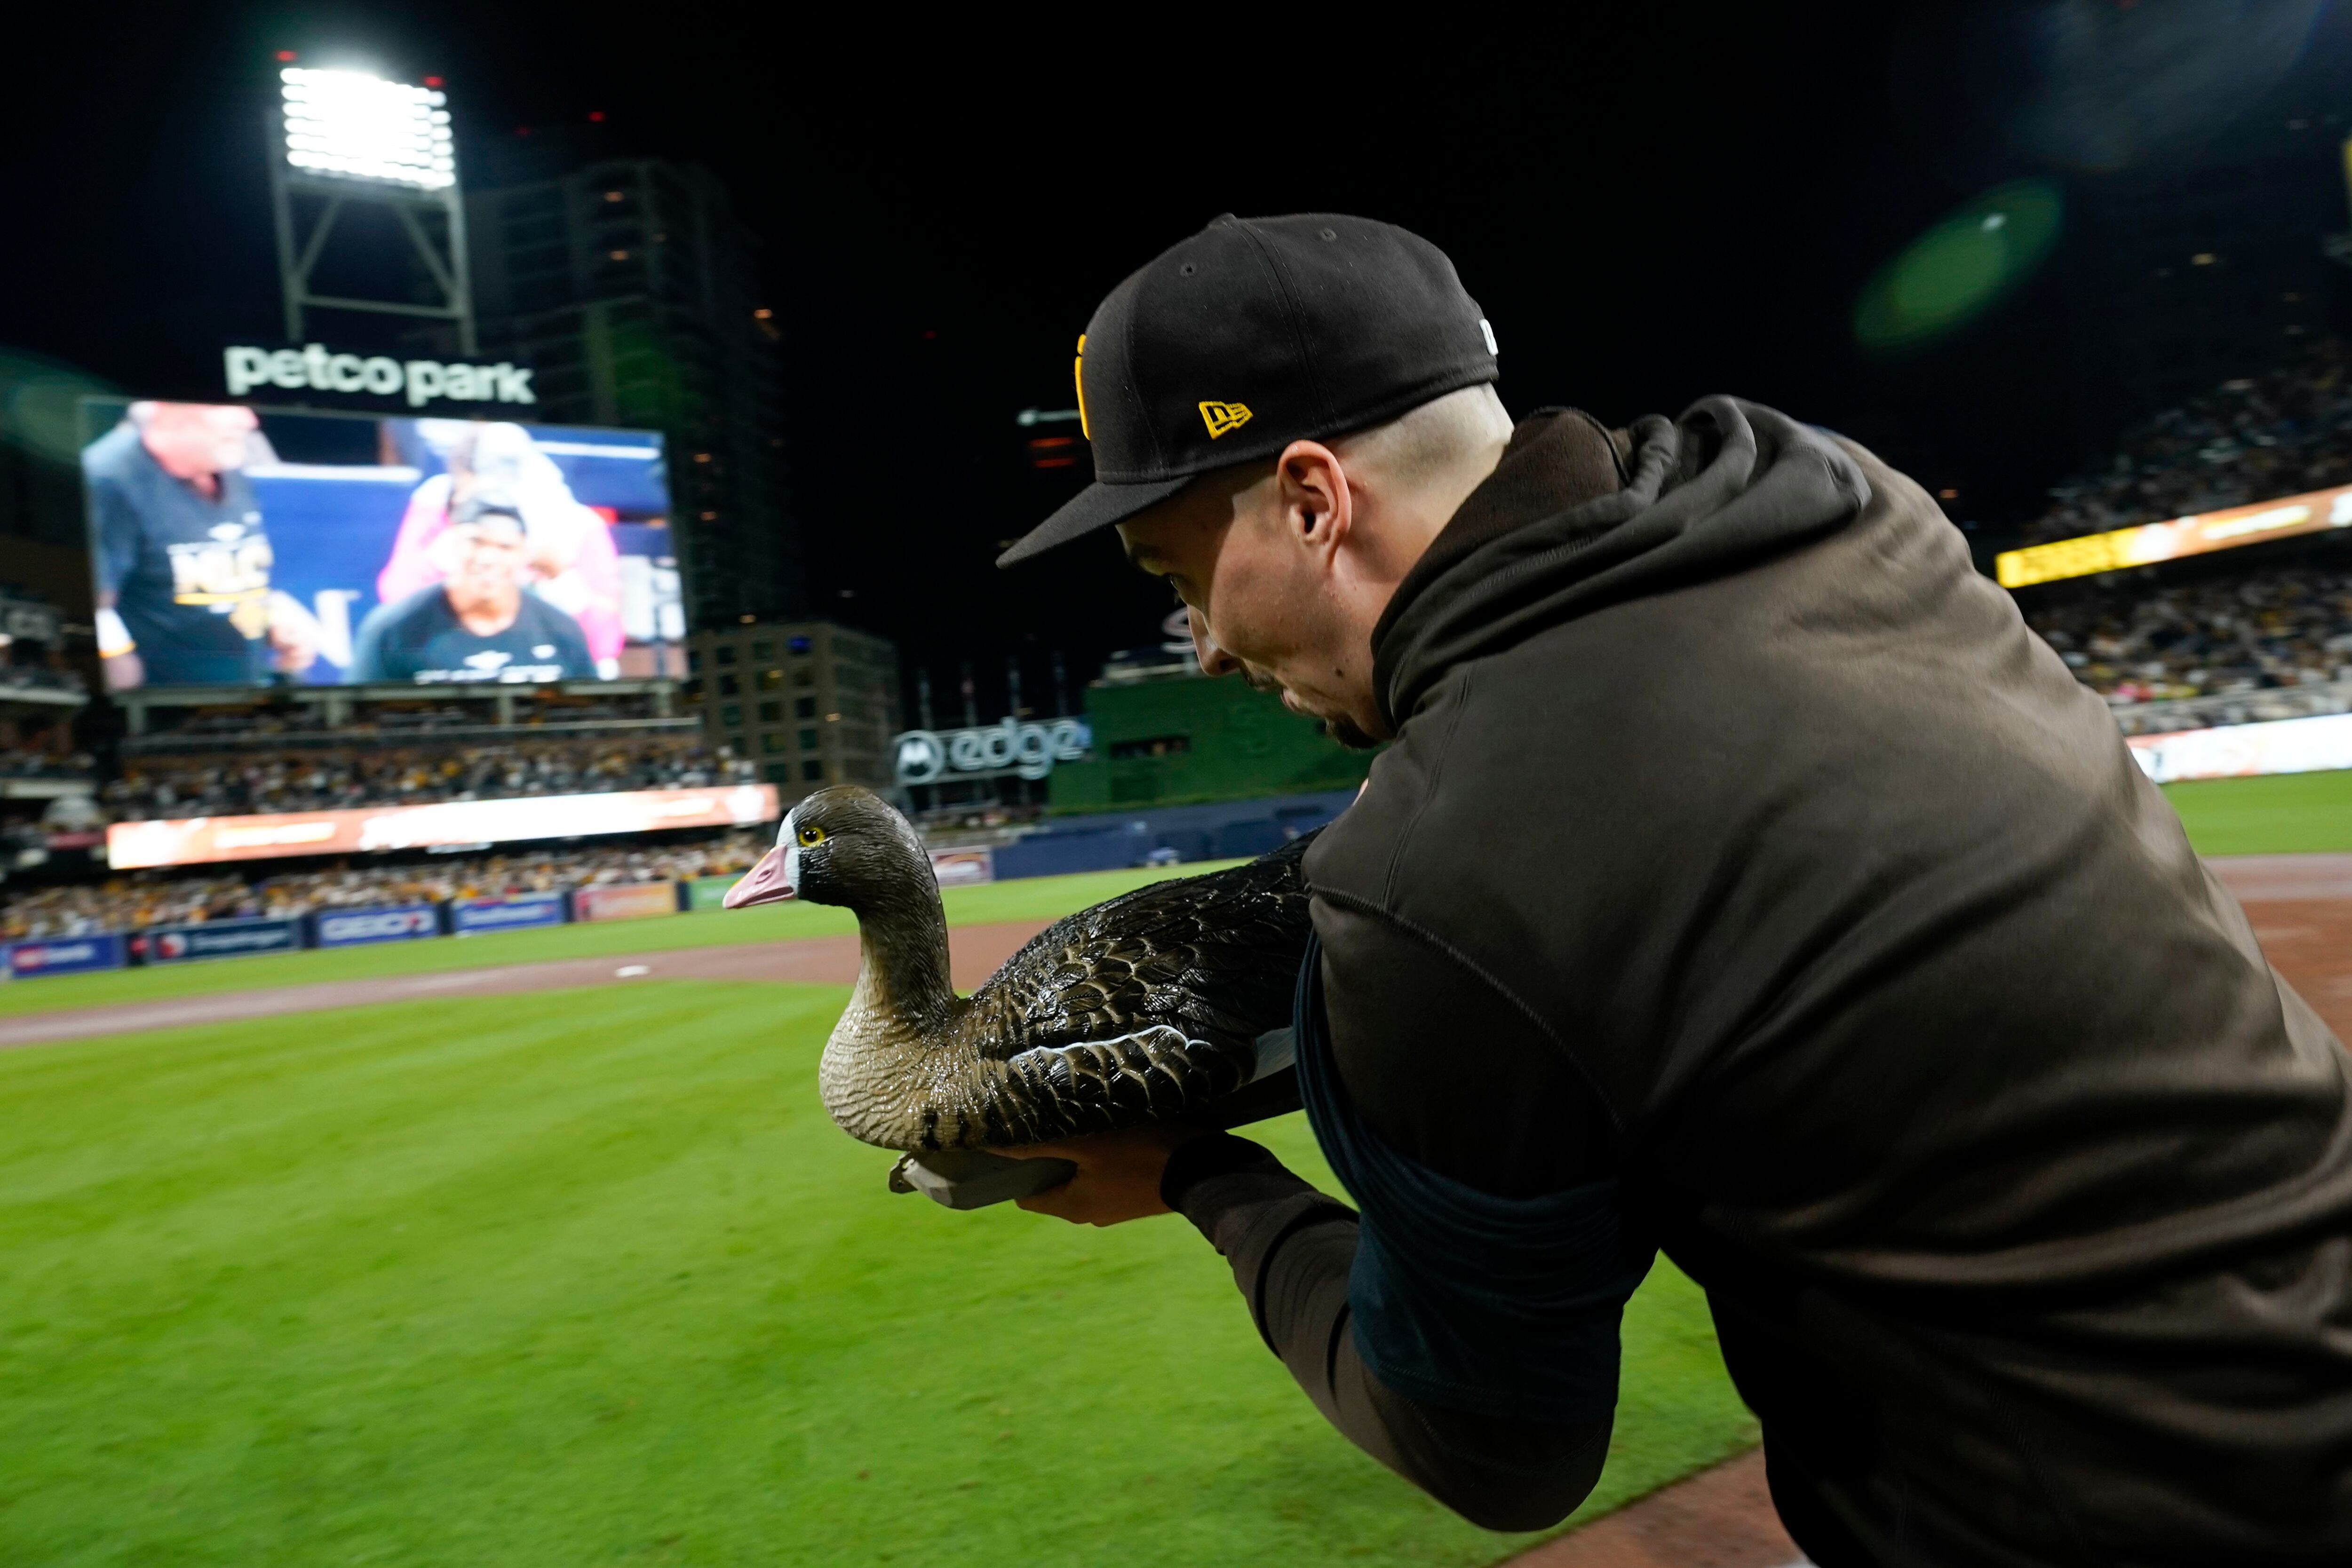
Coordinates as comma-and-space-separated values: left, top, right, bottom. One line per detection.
995, 474, 1196, 568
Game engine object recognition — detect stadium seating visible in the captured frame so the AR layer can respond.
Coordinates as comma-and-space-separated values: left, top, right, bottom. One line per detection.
103, 736, 750, 821
2020, 340, 2352, 548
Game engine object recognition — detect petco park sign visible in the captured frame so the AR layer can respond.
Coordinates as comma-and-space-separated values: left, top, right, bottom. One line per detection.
895, 718, 1091, 785
222, 341, 536, 411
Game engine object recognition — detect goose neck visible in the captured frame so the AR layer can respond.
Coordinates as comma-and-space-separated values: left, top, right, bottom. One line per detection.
846, 885, 957, 1030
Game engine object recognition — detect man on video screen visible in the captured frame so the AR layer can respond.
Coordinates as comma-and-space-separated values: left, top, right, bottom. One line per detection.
83, 402, 321, 689
347, 495, 596, 685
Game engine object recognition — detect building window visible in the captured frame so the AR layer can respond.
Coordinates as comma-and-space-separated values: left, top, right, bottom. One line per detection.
762, 733, 788, 754
788, 636, 812, 654
792, 669, 813, 689
801, 760, 824, 781
794, 696, 816, 719
721, 703, 742, 727
759, 669, 783, 690
798, 727, 819, 751
751, 641, 773, 661
728, 735, 746, 755
718, 673, 739, 697
763, 762, 792, 784
715, 646, 737, 665
687, 650, 701, 673
757, 700, 781, 722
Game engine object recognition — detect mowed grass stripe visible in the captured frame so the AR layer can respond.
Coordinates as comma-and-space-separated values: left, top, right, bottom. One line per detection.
0, 979, 1753, 1568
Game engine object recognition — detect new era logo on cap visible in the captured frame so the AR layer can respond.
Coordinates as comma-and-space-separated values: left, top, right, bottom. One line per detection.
997, 214, 1501, 566
1199, 401, 1253, 439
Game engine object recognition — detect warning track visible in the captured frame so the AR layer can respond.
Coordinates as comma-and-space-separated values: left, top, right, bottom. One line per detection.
0, 919, 1056, 1049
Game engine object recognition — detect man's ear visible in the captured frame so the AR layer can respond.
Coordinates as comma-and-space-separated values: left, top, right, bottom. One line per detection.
1274, 441, 1350, 557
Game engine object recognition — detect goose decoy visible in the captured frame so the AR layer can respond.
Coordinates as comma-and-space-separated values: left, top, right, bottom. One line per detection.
725, 786, 1310, 1203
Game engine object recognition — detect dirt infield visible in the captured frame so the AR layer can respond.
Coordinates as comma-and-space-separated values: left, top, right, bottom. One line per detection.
1507, 1452, 1801, 1568
2211, 854, 2352, 1042
0, 918, 1057, 1049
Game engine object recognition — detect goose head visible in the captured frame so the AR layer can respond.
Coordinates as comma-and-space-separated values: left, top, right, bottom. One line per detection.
725, 786, 938, 918
727, 786, 964, 1148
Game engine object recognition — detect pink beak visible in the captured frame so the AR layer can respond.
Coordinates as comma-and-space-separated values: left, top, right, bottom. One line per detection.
723, 846, 796, 909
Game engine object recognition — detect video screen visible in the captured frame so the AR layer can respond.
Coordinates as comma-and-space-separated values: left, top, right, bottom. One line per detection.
1994, 480, 2352, 590
106, 784, 780, 870
80, 400, 683, 689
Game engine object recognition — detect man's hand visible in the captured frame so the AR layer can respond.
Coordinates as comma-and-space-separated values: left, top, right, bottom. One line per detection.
1008, 1124, 1214, 1227
267, 591, 322, 673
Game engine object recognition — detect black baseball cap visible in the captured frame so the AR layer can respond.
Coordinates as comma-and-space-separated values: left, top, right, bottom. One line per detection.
996, 214, 1500, 567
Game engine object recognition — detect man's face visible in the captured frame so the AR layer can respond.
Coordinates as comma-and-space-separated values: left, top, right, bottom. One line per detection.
1118, 470, 1382, 748
443, 516, 529, 617
141, 404, 256, 481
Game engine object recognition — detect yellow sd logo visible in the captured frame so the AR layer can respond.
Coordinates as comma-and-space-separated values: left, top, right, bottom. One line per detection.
1199, 400, 1253, 439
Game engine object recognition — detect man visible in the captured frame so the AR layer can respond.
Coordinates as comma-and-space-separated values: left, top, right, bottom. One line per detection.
83, 402, 320, 688
996, 215, 2352, 1565
347, 496, 595, 684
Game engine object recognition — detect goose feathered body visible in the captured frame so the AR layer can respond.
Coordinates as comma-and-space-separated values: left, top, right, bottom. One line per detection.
814, 824, 1314, 1151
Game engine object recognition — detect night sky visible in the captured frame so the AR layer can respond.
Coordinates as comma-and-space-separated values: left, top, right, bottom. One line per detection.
8, 2, 2349, 718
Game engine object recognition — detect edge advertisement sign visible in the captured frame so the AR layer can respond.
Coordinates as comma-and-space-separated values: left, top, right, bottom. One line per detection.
314, 904, 441, 947
7, 933, 128, 978
136, 917, 305, 964
451, 893, 570, 934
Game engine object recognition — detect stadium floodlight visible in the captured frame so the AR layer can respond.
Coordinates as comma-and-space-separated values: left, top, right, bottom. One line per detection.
266, 63, 474, 352
278, 68, 455, 189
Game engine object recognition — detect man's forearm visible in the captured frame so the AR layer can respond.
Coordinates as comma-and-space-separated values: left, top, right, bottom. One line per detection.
1162, 1134, 1611, 1531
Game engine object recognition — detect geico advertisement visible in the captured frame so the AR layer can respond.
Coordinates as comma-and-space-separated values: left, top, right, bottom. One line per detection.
106, 784, 779, 870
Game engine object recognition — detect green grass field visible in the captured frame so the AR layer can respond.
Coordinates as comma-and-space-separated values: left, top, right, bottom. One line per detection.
2161, 768, 2352, 855
0, 862, 1756, 1568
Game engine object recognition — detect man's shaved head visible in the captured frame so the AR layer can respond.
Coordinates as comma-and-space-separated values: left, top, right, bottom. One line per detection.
1115, 384, 1514, 747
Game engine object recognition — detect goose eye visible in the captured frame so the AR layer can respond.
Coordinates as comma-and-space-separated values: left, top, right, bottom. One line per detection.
796, 824, 826, 848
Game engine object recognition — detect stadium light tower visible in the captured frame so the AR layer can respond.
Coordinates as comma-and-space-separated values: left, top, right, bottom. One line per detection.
267, 65, 476, 353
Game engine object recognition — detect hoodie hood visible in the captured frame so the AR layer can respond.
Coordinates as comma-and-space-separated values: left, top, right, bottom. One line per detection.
1374, 398, 1871, 733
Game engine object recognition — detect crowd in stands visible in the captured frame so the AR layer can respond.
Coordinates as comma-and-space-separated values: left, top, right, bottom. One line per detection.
142, 694, 675, 744
2021, 565, 2352, 705
103, 737, 754, 820
0, 829, 769, 941
0, 664, 84, 695
0, 748, 92, 779
2021, 341, 2352, 547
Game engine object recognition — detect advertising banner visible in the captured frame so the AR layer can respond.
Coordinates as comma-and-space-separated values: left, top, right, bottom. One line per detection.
313, 903, 442, 947
574, 882, 679, 923
929, 848, 995, 887
451, 893, 569, 934
106, 784, 779, 870
6, 933, 128, 979
79, 398, 681, 690
137, 917, 305, 964
2128, 710, 2352, 784
683, 876, 741, 911
1997, 482, 2352, 589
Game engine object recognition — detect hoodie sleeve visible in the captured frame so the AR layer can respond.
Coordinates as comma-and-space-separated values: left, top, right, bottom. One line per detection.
1164, 1134, 1612, 1531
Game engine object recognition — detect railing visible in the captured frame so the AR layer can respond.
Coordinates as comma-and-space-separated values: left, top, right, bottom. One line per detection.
2106, 678, 2352, 736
